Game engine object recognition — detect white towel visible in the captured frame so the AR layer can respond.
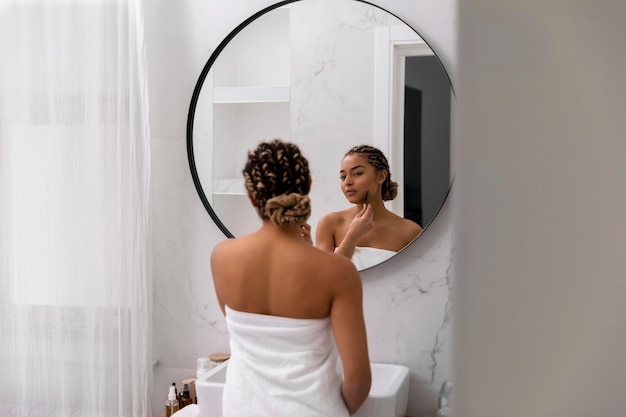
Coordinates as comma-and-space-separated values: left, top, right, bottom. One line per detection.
172, 404, 200, 417
223, 306, 349, 417
350, 246, 396, 270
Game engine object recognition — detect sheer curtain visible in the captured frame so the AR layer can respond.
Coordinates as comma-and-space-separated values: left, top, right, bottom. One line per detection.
0, 1, 152, 416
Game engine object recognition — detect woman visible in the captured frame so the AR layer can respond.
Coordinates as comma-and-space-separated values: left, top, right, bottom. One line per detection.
316, 145, 423, 269
210, 139, 371, 416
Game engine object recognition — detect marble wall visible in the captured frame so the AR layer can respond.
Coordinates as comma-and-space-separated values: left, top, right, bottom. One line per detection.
145, 1, 456, 416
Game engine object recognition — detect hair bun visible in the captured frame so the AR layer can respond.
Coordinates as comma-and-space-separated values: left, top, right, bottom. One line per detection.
383, 179, 398, 201
264, 193, 311, 227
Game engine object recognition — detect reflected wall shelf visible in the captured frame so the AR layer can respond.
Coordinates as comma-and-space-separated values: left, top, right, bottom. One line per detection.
209, 5, 291, 237
213, 86, 290, 103
213, 178, 246, 195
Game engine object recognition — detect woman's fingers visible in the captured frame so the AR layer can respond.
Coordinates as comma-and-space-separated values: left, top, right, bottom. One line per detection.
300, 223, 313, 244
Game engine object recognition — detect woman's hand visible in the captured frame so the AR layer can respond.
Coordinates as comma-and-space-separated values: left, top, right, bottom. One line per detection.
347, 203, 374, 240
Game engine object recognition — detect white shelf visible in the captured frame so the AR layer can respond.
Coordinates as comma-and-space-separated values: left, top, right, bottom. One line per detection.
213, 178, 246, 195
209, 4, 291, 224
213, 86, 290, 103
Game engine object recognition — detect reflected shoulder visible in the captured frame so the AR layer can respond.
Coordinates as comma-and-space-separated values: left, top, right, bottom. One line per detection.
316, 210, 345, 232
318, 210, 342, 222
402, 218, 423, 242
404, 216, 422, 229
320, 208, 356, 224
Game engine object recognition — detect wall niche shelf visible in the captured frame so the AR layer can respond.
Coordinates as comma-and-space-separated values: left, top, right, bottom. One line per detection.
213, 178, 246, 196
213, 86, 290, 103
206, 5, 291, 236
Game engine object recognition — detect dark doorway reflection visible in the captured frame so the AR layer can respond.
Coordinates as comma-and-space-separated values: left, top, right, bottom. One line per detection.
403, 55, 451, 228
404, 86, 423, 225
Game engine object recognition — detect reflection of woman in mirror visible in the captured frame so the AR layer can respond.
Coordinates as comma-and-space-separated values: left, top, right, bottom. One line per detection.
316, 145, 423, 270
211, 139, 371, 416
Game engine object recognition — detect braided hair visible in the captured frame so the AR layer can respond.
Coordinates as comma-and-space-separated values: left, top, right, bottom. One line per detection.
344, 145, 398, 201
243, 139, 312, 227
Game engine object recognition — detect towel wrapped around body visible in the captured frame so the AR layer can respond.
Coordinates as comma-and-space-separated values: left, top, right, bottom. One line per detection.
223, 305, 349, 417
350, 246, 396, 270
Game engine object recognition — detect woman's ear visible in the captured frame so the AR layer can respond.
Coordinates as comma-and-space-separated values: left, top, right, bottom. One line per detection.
378, 170, 388, 184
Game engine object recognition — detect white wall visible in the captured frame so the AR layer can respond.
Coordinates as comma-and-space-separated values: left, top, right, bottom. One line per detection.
145, 1, 456, 416
453, 1, 626, 417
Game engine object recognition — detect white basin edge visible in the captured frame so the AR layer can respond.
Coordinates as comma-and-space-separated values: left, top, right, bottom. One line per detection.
196, 360, 229, 387
368, 363, 409, 398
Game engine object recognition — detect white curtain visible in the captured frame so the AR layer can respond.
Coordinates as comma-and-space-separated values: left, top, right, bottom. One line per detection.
0, 1, 152, 416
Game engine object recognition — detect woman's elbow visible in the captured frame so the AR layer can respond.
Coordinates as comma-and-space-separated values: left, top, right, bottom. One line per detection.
342, 375, 371, 415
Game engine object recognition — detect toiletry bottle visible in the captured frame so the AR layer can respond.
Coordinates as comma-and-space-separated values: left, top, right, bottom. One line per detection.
178, 382, 194, 409
196, 357, 212, 404
181, 377, 197, 404
165, 385, 179, 417
197, 357, 211, 378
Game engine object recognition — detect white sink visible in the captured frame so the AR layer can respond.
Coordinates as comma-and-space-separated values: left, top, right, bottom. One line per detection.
354, 363, 410, 417
196, 361, 409, 417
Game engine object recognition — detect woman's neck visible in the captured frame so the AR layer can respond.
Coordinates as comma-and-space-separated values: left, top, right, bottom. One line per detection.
357, 200, 387, 215
259, 220, 304, 240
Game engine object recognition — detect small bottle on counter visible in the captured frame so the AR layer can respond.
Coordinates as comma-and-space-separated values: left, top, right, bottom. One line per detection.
197, 353, 230, 379
178, 382, 194, 409
197, 357, 211, 379
165, 385, 179, 417
180, 377, 197, 404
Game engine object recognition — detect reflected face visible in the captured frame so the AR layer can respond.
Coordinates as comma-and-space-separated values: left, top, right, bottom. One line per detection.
339, 154, 386, 205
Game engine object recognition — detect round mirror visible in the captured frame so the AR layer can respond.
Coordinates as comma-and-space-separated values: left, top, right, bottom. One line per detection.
187, 0, 454, 270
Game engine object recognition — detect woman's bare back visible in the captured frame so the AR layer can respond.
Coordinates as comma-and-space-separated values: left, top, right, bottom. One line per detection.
211, 224, 358, 319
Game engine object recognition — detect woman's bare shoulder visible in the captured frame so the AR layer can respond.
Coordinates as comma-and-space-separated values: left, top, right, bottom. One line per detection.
315, 249, 362, 303
396, 216, 423, 243
319, 209, 344, 222
378, 212, 422, 244
319, 208, 356, 225
211, 237, 232, 255
211, 234, 259, 264
211, 239, 237, 271
398, 215, 422, 230
211, 235, 245, 252
311, 247, 359, 281
385, 210, 421, 228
